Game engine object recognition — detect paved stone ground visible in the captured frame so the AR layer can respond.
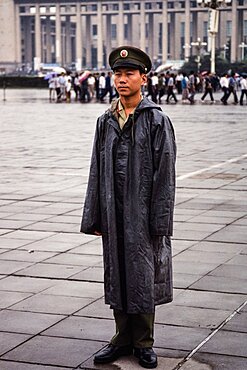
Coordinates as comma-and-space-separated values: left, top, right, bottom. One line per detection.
0, 89, 246, 370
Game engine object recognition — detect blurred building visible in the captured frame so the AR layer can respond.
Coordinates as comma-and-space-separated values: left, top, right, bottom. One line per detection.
0, 0, 247, 72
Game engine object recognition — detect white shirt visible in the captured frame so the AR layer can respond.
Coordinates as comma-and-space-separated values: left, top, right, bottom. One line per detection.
176, 73, 183, 82
168, 77, 174, 87
220, 76, 229, 88
240, 78, 247, 90
88, 76, 95, 86
151, 75, 159, 86
99, 75, 106, 89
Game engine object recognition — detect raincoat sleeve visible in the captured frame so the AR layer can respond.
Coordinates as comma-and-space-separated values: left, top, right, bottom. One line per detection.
150, 114, 176, 236
80, 119, 101, 234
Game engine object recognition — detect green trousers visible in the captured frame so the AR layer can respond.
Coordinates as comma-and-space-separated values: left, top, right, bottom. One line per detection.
110, 309, 155, 348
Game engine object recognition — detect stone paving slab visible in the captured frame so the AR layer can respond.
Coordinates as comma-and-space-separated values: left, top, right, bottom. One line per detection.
173, 229, 216, 241
43, 316, 115, 342
0, 291, 32, 309
69, 266, 104, 282
0, 332, 31, 356
206, 226, 247, 244
209, 264, 247, 279
0, 249, 57, 262
0, 260, 33, 275
173, 261, 220, 275
0, 276, 57, 293
1, 230, 56, 240
43, 280, 104, 299
74, 298, 114, 319
189, 241, 246, 254
173, 250, 233, 264
0, 361, 72, 370
0, 310, 65, 334
5, 212, 54, 221
155, 305, 231, 329
191, 353, 247, 370
16, 262, 85, 279
225, 254, 247, 266
198, 330, 247, 357
2, 336, 105, 368
173, 290, 246, 311
45, 253, 102, 266
70, 243, 103, 255
10, 293, 93, 315
222, 311, 247, 333
0, 219, 36, 229
19, 239, 79, 252
191, 275, 247, 294
154, 324, 211, 351
173, 273, 203, 289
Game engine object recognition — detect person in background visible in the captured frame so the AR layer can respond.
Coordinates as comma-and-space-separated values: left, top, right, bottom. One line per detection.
48, 73, 56, 101
239, 75, 247, 106
181, 73, 190, 103
65, 75, 72, 103
88, 73, 96, 100
166, 73, 178, 103
151, 72, 159, 103
220, 73, 229, 105
54, 74, 61, 102
158, 73, 166, 104
227, 73, 238, 104
73, 73, 81, 101
188, 71, 196, 104
80, 74, 91, 103
100, 71, 114, 103
175, 72, 183, 94
201, 73, 215, 102
99, 72, 106, 101
58, 72, 66, 101
94, 73, 100, 101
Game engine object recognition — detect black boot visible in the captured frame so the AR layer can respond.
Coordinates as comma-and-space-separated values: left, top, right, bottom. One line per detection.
94, 343, 133, 364
134, 347, 158, 368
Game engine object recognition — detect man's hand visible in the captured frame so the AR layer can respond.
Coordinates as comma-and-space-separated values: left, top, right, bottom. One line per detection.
94, 231, 102, 236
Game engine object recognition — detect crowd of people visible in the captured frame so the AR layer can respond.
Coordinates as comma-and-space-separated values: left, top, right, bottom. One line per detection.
47, 69, 247, 106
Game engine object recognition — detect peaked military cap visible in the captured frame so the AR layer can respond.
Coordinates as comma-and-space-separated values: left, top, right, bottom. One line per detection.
109, 46, 152, 73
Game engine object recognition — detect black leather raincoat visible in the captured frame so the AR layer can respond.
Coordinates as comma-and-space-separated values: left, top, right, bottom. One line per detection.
81, 97, 176, 314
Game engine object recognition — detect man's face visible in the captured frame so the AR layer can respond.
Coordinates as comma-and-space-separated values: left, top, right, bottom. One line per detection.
114, 68, 147, 97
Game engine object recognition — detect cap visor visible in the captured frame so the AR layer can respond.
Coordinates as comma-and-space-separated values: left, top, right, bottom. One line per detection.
112, 60, 145, 72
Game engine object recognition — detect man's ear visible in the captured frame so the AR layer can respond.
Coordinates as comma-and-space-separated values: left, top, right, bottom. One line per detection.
141, 74, 147, 85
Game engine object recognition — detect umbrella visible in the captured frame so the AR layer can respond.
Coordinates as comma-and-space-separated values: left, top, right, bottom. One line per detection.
52, 66, 66, 74
44, 72, 57, 80
155, 64, 173, 73
79, 70, 91, 83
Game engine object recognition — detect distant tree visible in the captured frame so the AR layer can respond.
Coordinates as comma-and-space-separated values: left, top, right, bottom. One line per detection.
180, 50, 247, 75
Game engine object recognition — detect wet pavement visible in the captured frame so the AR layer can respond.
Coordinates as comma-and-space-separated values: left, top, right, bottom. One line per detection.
0, 89, 246, 370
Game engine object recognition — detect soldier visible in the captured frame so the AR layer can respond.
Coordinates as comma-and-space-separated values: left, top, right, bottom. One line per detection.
81, 46, 176, 369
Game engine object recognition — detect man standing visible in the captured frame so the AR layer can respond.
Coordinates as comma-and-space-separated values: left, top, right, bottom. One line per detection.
81, 46, 176, 369
220, 73, 229, 105
239, 75, 247, 105
166, 72, 178, 103
201, 73, 215, 102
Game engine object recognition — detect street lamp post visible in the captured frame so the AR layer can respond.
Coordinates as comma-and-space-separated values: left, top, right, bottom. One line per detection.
197, 0, 232, 73
223, 44, 229, 60
239, 42, 247, 61
183, 43, 191, 62
191, 37, 207, 73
